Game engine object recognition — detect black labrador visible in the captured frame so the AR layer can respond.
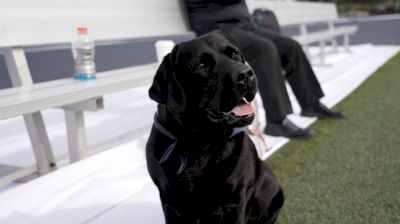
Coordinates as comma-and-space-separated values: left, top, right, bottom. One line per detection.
146, 31, 284, 224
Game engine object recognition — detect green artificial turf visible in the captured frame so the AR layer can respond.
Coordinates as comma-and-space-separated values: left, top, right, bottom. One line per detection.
267, 53, 400, 224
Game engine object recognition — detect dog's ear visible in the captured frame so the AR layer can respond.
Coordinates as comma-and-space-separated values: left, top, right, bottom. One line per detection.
148, 53, 172, 104
148, 47, 186, 114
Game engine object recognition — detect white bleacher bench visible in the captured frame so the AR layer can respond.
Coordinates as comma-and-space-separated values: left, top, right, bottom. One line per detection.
292, 22, 358, 65
0, 0, 191, 184
0, 0, 356, 186
0, 0, 357, 185
246, 0, 359, 65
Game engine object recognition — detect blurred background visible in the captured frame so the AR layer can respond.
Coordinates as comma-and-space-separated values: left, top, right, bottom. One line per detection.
302, 0, 400, 16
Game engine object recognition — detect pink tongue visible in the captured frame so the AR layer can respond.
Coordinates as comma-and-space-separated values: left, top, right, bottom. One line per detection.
231, 103, 253, 117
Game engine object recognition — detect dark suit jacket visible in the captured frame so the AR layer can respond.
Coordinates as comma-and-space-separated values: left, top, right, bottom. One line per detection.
184, 0, 251, 35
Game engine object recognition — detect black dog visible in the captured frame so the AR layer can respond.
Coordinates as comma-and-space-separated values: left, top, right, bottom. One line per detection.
146, 31, 284, 223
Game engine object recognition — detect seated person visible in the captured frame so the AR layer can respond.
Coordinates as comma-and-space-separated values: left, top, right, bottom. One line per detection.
184, 0, 343, 138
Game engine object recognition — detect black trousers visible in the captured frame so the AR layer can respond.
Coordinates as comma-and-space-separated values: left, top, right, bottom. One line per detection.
219, 23, 324, 122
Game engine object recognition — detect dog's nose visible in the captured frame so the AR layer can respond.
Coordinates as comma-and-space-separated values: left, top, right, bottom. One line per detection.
236, 68, 255, 88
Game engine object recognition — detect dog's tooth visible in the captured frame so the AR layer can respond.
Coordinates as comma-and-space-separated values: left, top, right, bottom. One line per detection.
242, 97, 250, 104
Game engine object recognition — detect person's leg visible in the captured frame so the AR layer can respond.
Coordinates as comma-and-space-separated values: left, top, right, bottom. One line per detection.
255, 28, 324, 108
219, 26, 314, 137
220, 26, 292, 123
255, 28, 344, 118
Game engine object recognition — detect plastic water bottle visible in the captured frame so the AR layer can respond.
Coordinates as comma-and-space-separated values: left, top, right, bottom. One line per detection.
72, 27, 96, 80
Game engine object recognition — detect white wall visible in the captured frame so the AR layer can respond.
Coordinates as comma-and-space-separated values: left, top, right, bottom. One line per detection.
0, 0, 189, 47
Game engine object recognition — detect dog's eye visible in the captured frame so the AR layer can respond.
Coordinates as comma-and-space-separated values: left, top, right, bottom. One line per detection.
225, 47, 241, 60
227, 49, 238, 57
196, 63, 205, 70
195, 54, 214, 72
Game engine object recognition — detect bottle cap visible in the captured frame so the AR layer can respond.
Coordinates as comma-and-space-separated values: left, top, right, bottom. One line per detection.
77, 27, 88, 35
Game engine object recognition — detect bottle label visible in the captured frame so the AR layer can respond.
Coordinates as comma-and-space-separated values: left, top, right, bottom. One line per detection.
74, 73, 97, 80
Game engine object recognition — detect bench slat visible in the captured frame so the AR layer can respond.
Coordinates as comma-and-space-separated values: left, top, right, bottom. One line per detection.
293, 25, 359, 45
0, 63, 158, 120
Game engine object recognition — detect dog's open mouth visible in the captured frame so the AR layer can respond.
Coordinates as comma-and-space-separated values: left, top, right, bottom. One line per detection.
223, 97, 254, 117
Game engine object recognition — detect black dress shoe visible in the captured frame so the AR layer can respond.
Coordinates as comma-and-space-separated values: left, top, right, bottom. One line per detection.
264, 118, 315, 138
301, 102, 345, 118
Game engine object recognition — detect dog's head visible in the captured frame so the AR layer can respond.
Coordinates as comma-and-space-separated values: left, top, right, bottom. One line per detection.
149, 31, 258, 128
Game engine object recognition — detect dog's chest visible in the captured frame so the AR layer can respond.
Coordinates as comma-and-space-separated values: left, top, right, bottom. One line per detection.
174, 137, 253, 191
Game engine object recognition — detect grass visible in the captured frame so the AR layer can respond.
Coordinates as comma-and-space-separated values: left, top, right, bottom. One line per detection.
267, 53, 400, 224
